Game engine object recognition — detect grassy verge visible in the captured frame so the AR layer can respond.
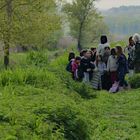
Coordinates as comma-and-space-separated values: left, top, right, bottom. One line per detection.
0, 50, 139, 139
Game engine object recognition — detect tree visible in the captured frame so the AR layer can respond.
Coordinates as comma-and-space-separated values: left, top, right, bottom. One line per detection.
63, 0, 107, 50
0, 0, 62, 68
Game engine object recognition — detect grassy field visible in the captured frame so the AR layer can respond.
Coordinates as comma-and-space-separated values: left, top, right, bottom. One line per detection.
0, 50, 139, 140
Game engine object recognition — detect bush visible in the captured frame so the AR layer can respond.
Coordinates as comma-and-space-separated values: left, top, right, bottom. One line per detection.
34, 105, 90, 140
0, 68, 58, 88
27, 51, 48, 67
129, 74, 140, 89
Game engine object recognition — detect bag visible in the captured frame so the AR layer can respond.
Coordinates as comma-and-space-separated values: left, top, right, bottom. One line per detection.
109, 81, 119, 93
66, 61, 72, 72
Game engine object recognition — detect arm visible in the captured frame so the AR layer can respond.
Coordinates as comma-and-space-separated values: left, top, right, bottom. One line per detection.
107, 57, 110, 72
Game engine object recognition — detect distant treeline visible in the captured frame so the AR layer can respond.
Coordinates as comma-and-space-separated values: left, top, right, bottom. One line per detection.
102, 6, 140, 35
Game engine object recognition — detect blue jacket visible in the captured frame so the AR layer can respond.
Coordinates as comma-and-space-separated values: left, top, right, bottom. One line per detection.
117, 54, 128, 75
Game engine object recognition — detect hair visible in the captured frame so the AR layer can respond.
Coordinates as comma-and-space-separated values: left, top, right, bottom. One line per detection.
100, 35, 108, 44
68, 52, 75, 61
75, 56, 81, 61
132, 33, 140, 43
80, 49, 87, 57
91, 47, 96, 51
129, 36, 133, 42
87, 49, 92, 54
116, 46, 123, 56
111, 48, 116, 55
104, 46, 110, 50
96, 55, 103, 66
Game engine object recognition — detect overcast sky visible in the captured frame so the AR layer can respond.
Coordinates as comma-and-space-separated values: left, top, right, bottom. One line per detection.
95, 0, 140, 10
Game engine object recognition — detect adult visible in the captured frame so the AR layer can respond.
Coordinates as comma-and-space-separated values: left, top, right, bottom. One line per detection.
116, 46, 128, 90
132, 33, 140, 73
97, 35, 110, 57
124, 36, 135, 76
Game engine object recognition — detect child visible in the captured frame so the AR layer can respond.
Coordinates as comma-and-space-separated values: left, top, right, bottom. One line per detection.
102, 46, 111, 65
91, 55, 107, 90
80, 50, 95, 83
97, 55, 110, 90
72, 56, 81, 80
66, 52, 75, 78
107, 48, 118, 84
116, 46, 128, 90
68, 52, 75, 61
91, 47, 97, 62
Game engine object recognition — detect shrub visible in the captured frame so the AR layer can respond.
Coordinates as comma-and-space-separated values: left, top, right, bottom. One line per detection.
27, 51, 48, 67
128, 74, 140, 89
34, 105, 90, 140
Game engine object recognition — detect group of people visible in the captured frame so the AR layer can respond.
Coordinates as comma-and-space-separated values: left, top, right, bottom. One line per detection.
66, 33, 140, 93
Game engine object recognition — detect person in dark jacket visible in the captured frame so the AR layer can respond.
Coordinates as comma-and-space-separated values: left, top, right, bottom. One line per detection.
116, 46, 128, 90
124, 36, 135, 76
132, 33, 140, 73
80, 50, 95, 83
91, 47, 97, 62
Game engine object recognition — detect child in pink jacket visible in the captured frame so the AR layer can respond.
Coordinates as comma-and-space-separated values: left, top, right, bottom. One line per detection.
72, 56, 81, 80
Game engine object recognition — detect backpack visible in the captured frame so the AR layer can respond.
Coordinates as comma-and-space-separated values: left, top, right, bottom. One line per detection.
66, 60, 72, 72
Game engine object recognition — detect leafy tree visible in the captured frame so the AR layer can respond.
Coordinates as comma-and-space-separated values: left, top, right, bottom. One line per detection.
63, 0, 108, 50
0, 0, 61, 67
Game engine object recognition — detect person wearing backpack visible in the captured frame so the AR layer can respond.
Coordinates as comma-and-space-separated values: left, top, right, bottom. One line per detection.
116, 46, 128, 90
72, 56, 81, 80
66, 52, 75, 79
132, 33, 140, 73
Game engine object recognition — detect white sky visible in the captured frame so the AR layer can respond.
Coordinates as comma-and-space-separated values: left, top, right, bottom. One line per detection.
95, 0, 140, 10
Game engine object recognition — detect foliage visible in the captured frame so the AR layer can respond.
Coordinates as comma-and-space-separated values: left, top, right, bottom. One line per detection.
0, 50, 140, 139
128, 74, 140, 89
63, 0, 108, 49
27, 51, 48, 67
0, 0, 62, 66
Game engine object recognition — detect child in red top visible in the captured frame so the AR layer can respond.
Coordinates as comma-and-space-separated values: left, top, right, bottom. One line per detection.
72, 56, 81, 80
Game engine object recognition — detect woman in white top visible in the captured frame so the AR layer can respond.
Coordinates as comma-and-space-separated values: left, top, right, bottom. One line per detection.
107, 48, 118, 84
97, 35, 110, 57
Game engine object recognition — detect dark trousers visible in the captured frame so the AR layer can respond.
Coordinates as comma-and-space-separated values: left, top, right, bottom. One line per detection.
118, 72, 128, 87
101, 73, 112, 90
135, 63, 140, 73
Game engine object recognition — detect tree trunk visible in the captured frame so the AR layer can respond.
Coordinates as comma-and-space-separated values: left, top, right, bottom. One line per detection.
77, 22, 83, 51
4, 0, 12, 68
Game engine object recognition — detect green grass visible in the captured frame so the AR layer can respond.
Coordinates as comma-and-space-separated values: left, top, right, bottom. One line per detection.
0, 50, 139, 139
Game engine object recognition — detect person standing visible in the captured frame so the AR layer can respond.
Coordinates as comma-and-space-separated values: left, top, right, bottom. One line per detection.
132, 33, 140, 73
124, 36, 135, 77
107, 48, 118, 84
116, 46, 128, 90
97, 35, 110, 57
80, 50, 95, 83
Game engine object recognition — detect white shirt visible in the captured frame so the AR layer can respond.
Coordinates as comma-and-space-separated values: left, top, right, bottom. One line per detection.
97, 43, 110, 56
107, 55, 118, 72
